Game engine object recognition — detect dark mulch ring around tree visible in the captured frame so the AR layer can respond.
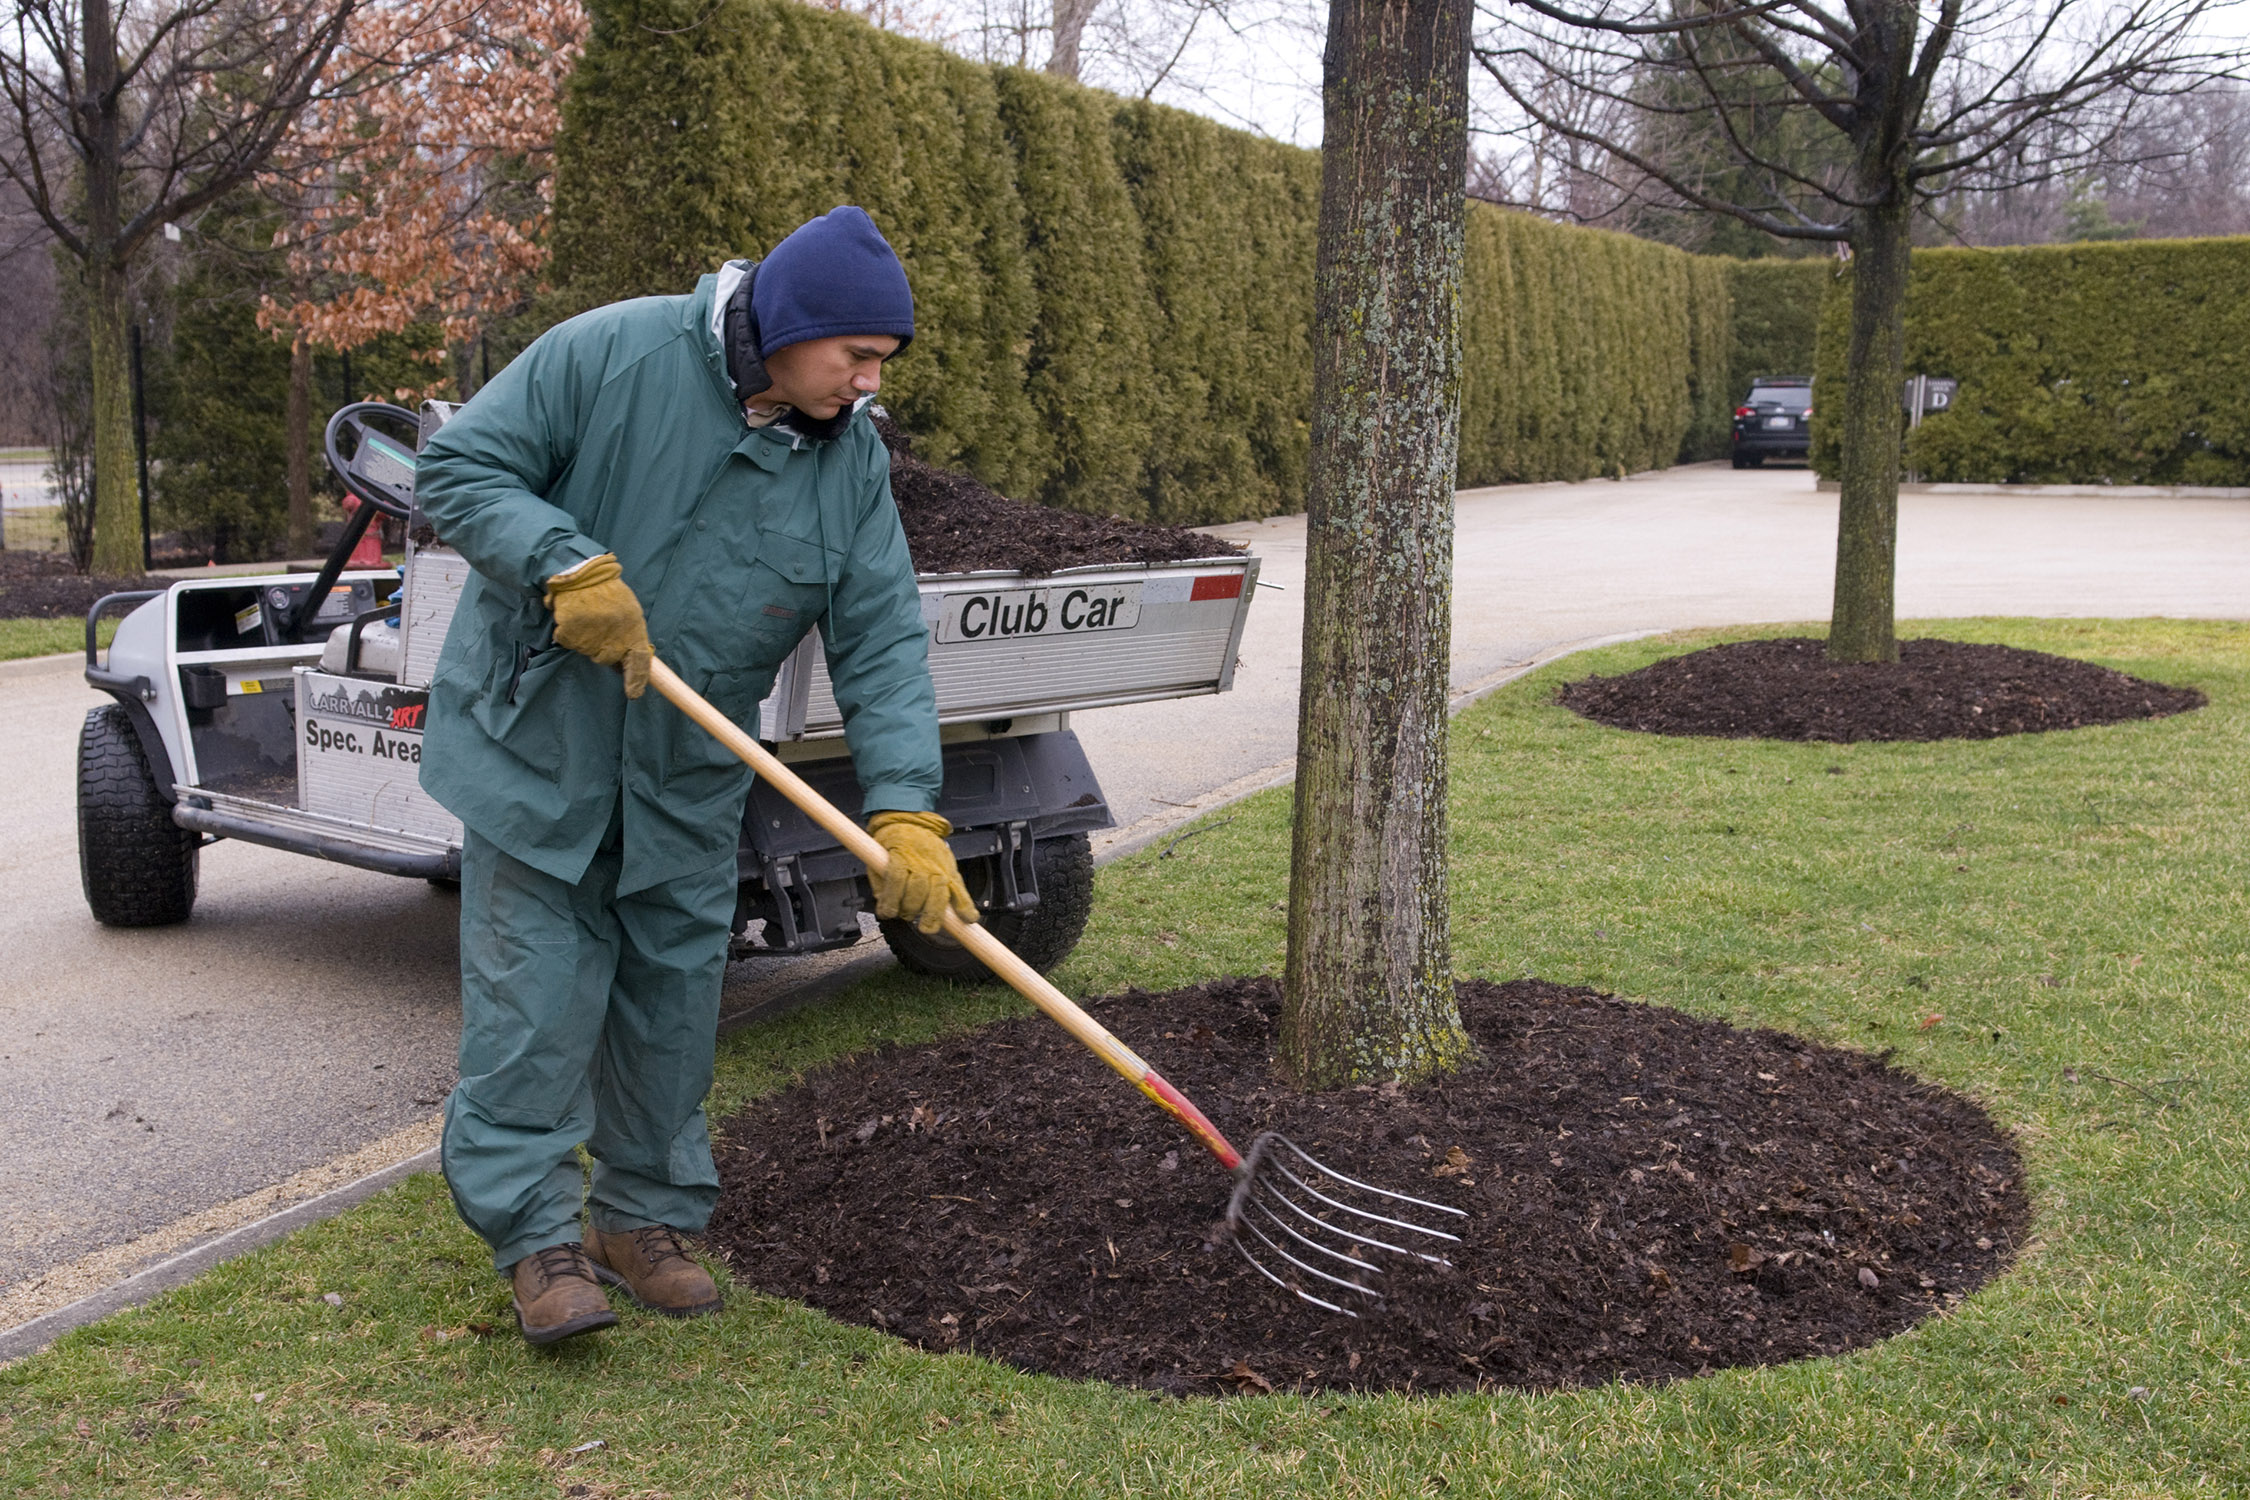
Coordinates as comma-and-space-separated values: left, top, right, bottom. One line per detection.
1559, 636, 2206, 743
0, 548, 169, 620
705, 978, 2028, 1397
873, 413, 1241, 577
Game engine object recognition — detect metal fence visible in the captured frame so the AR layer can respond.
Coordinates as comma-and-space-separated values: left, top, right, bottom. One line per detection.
0, 454, 66, 553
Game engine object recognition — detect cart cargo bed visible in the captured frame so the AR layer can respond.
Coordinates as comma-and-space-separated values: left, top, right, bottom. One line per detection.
759, 555, 1258, 740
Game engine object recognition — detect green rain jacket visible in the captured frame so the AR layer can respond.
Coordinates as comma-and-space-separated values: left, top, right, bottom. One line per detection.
414, 272, 941, 896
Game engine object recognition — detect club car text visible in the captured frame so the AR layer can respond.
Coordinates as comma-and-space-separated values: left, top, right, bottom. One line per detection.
937, 583, 1143, 644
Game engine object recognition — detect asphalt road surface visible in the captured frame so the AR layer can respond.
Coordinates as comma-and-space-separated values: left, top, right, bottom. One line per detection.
4, 462, 2245, 1315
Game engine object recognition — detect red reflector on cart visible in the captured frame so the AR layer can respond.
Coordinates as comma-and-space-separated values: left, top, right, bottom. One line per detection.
1189, 574, 1243, 602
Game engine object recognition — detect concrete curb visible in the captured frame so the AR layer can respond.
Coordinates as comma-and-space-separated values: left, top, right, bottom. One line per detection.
718, 950, 896, 1035
1817, 478, 2250, 500
0, 1148, 438, 1365
1094, 628, 1659, 862
0, 649, 85, 675
0, 627, 1658, 1364
1447, 629, 1661, 712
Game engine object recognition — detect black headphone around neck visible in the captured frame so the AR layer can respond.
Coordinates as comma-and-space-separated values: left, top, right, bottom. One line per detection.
721, 258, 862, 442
723, 260, 771, 403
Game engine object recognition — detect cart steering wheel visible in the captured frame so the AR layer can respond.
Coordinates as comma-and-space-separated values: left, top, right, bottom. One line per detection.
285, 402, 421, 642
323, 402, 421, 519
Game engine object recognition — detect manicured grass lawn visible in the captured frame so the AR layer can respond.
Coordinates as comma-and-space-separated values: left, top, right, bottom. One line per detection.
0, 615, 113, 663
4, 617, 2243, 1497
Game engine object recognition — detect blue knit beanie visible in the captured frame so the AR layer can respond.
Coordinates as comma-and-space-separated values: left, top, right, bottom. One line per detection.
752, 206, 915, 358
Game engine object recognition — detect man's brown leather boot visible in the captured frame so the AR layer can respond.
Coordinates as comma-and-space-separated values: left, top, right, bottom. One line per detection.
509, 1242, 620, 1346
584, 1222, 724, 1318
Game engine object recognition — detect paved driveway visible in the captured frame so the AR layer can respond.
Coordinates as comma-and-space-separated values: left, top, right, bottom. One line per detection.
4, 462, 2244, 1323
1083, 464, 2250, 847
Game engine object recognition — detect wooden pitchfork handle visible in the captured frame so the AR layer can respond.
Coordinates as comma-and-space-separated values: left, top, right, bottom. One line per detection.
649, 656, 1245, 1172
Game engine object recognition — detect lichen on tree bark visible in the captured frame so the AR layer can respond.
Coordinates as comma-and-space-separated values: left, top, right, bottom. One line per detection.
79, 0, 139, 579
1828, 183, 1913, 664
85, 258, 141, 577
1282, 0, 1474, 1088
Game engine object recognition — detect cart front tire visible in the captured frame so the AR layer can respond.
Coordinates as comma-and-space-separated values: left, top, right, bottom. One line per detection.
882, 832, 1094, 982
79, 704, 199, 927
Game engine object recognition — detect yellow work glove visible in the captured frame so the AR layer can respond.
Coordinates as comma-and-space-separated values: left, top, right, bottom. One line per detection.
867, 811, 978, 936
544, 553, 651, 699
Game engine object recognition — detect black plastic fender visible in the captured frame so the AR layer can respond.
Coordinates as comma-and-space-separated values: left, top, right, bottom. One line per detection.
84, 589, 177, 805
737, 729, 1111, 878
100, 691, 180, 807
732, 729, 1113, 955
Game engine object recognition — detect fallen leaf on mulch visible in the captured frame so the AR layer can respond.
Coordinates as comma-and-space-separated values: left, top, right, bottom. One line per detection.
1210, 1360, 1273, 1394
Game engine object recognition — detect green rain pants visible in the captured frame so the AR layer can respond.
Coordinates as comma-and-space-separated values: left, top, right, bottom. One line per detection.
442, 812, 736, 1270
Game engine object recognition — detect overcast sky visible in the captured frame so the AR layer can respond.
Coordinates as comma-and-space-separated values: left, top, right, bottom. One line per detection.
922, 0, 1330, 144
1124, 0, 1327, 144
966, 0, 2250, 158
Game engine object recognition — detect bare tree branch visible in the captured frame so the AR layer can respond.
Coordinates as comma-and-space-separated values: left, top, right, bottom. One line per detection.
1477, 48, 1854, 234
0, 0, 495, 571
1475, 0, 2246, 243
1509, 0, 1819, 42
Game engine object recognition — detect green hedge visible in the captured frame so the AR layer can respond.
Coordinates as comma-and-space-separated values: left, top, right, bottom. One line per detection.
1723, 258, 1830, 403
1457, 211, 1733, 477
145, 196, 443, 563
1812, 238, 2250, 484
556, 0, 1732, 521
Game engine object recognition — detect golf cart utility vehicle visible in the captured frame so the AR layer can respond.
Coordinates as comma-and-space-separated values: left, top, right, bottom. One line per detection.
79, 402, 1259, 978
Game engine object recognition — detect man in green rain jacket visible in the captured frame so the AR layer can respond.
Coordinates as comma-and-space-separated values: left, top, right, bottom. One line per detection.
415, 207, 973, 1346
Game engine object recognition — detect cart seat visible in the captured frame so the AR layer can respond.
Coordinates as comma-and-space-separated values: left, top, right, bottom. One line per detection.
319, 618, 401, 681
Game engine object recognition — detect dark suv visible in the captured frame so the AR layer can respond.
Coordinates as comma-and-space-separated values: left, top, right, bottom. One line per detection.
1731, 377, 1812, 467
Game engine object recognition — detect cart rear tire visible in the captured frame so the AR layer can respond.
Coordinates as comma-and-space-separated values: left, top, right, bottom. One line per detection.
79, 704, 199, 927
882, 832, 1094, 982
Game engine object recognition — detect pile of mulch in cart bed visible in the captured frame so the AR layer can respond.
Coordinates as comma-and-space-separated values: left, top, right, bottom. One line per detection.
874, 413, 1240, 576
1558, 636, 2205, 743
0, 549, 169, 619
705, 977, 2027, 1396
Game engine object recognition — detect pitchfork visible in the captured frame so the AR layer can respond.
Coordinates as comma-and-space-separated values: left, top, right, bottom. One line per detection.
651, 657, 1467, 1316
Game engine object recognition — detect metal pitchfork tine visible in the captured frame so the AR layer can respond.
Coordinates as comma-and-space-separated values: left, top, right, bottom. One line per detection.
647, 654, 1469, 1320
1224, 1133, 1468, 1316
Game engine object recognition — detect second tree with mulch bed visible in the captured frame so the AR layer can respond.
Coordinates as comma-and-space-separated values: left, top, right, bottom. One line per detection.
706, 977, 2026, 1396
1559, 637, 2204, 742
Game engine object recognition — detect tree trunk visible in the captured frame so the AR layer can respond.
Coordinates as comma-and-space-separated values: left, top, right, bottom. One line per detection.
1281, 0, 1474, 1089
1827, 179, 1913, 662
1047, 0, 1098, 79
79, 0, 140, 578
450, 339, 481, 402
85, 258, 141, 576
287, 328, 315, 558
